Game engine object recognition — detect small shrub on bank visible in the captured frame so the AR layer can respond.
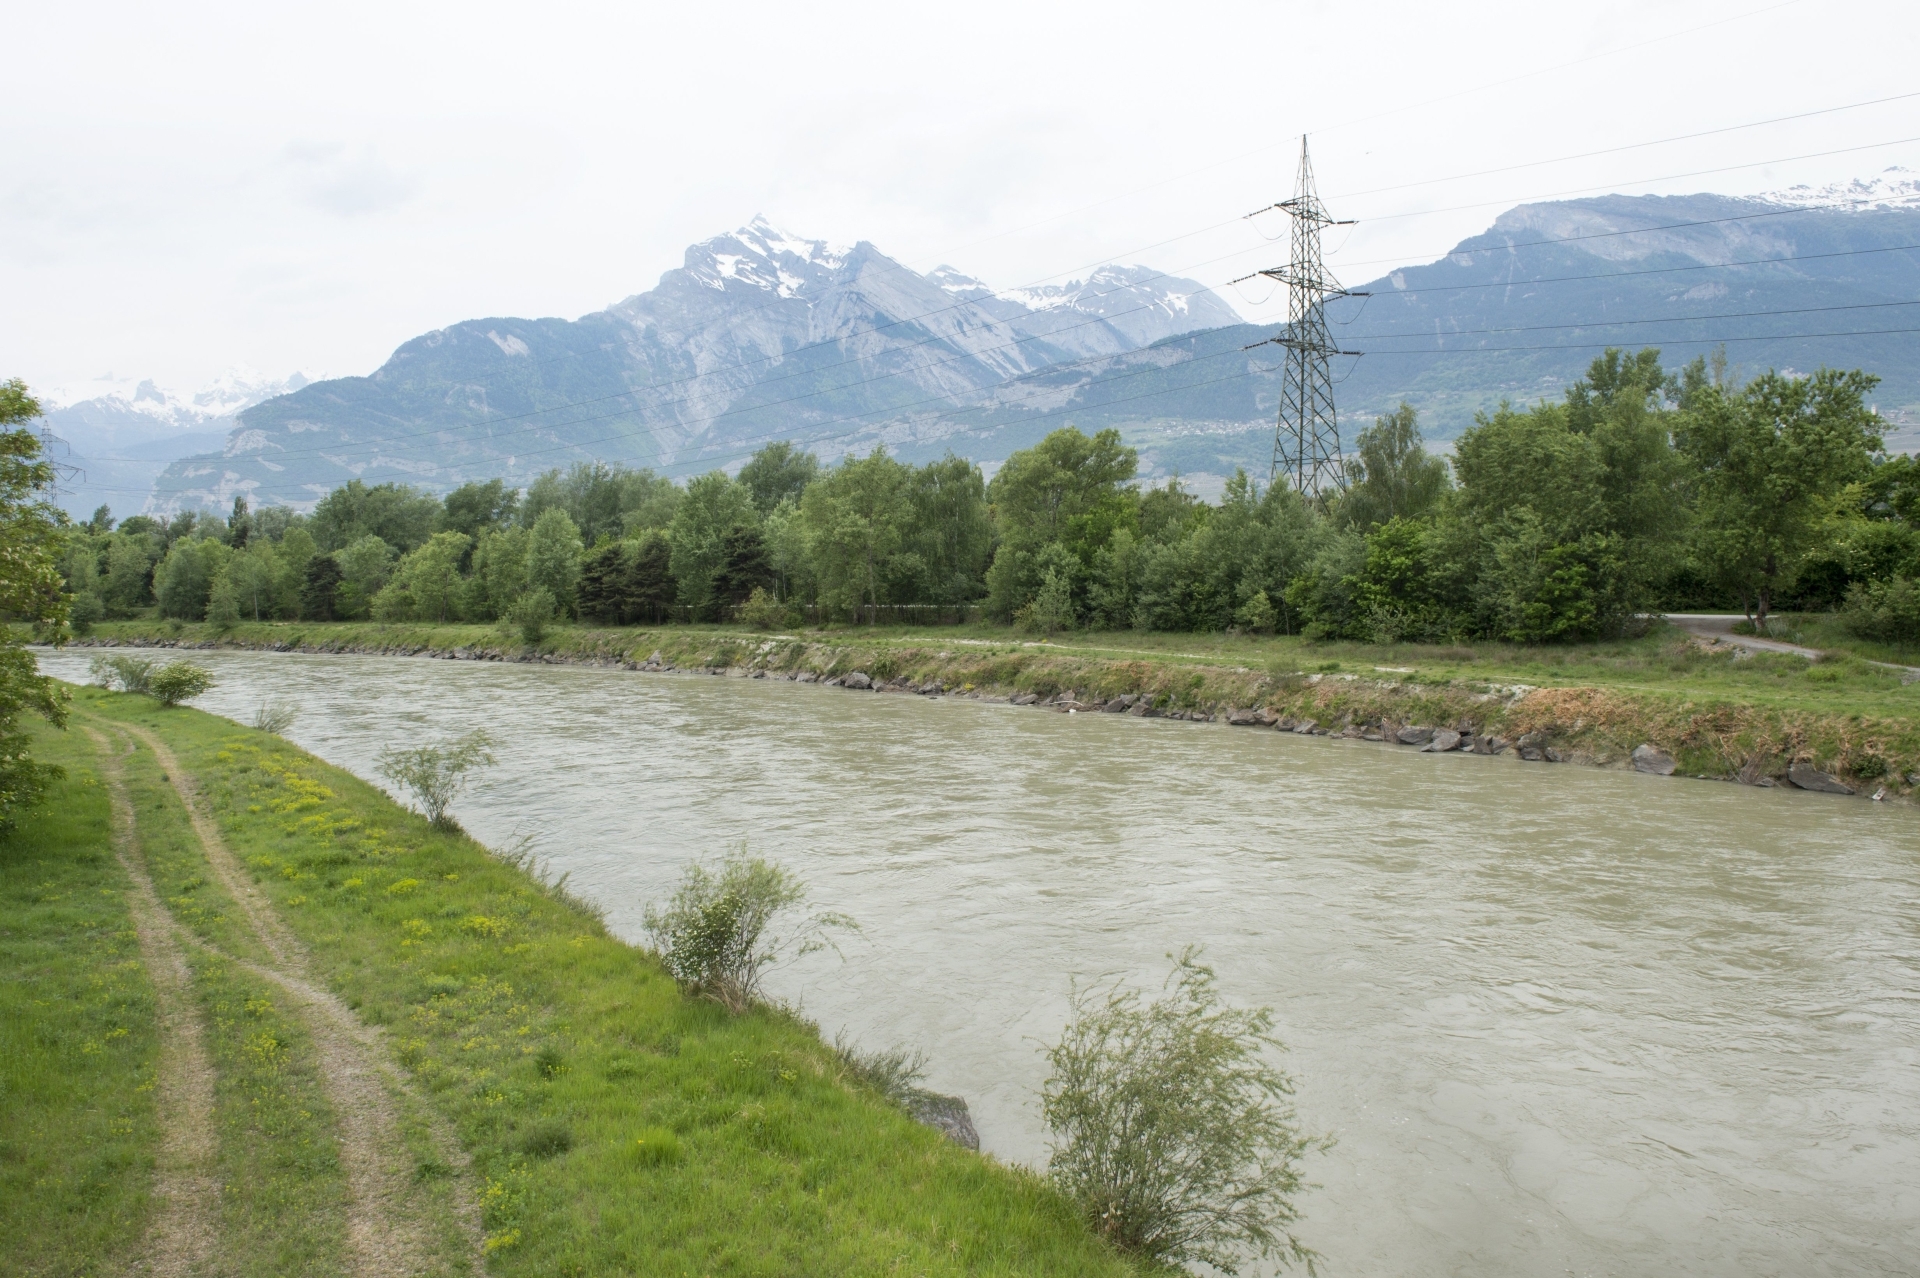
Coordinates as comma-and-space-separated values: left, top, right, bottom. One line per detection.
642, 849, 851, 1015
1841, 576, 1920, 648
736, 587, 792, 631
834, 1032, 930, 1107
1043, 947, 1323, 1275
507, 588, 556, 646
252, 697, 299, 735
149, 662, 214, 707
375, 730, 495, 827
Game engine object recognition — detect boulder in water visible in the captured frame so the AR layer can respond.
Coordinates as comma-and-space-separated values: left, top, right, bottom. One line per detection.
1631, 744, 1677, 775
843, 671, 873, 690
1787, 761, 1854, 794
906, 1092, 980, 1150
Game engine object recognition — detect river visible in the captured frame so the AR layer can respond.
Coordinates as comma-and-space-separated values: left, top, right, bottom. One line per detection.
41, 648, 1920, 1276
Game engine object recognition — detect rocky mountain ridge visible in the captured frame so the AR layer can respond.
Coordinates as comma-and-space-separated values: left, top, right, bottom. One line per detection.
140, 184, 1920, 512
147, 217, 1238, 511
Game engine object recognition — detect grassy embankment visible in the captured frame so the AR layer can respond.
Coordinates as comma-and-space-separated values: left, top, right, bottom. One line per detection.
0, 727, 159, 1275
8, 691, 1144, 1276
79, 616, 1920, 794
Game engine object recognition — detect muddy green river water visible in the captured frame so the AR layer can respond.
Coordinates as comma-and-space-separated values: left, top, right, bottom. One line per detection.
41, 649, 1920, 1276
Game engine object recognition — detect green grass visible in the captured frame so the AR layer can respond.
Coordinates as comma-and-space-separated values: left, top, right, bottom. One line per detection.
1774, 611, 1920, 668
70, 688, 1143, 1277
101, 726, 358, 1276
193, 950, 355, 1276
0, 724, 160, 1277
73, 615, 1920, 789
80, 613, 1916, 720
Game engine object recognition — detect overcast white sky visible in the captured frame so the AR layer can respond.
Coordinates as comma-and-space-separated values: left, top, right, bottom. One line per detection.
5, 0, 1917, 401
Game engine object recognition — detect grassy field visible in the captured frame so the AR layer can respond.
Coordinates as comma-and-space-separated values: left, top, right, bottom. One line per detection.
0, 727, 160, 1277
6, 690, 1147, 1276
73, 615, 1920, 794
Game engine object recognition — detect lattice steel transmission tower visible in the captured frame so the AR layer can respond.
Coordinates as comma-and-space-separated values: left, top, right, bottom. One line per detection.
1236, 136, 1364, 499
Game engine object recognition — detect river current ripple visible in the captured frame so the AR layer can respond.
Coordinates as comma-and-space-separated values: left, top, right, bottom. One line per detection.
41, 648, 1920, 1276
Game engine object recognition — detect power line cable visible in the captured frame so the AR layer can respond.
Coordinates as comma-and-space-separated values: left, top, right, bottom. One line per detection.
1343, 240, 1920, 297
1350, 297, 1920, 343
1319, 89, 1920, 203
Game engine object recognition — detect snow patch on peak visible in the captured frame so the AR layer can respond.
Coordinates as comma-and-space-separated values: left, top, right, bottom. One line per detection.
739, 214, 851, 266
684, 217, 853, 296
43, 368, 309, 420
928, 265, 993, 298
1758, 166, 1920, 211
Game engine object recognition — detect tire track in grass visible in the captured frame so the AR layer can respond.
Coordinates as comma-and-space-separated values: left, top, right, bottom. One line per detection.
83, 727, 218, 1278
116, 720, 483, 1277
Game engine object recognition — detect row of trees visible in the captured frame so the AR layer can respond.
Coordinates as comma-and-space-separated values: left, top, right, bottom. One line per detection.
58, 348, 1916, 643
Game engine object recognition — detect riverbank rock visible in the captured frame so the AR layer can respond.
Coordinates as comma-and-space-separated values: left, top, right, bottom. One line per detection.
906, 1092, 980, 1150
1227, 708, 1260, 726
1011, 693, 1039, 705
1290, 718, 1318, 734
1422, 729, 1462, 752
1787, 761, 1855, 795
1396, 725, 1434, 746
842, 671, 873, 690
1631, 744, 1678, 775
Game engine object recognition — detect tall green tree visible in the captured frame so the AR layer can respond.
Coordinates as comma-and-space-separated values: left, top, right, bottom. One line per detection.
104, 531, 158, 614
667, 472, 757, 618
906, 453, 991, 603
224, 539, 283, 621
333, 534, 396, 620
524, 509, 584, 616
630, 531, 675, 622
376, 531, 471, 622
985, 427, 1138, 619
467, 526, 528, 621
1677, 368, 1883, 625
711, 526, 775, 611
738, 441, 821, 516
799, 450, 913, 619
0, 380, 71, 827
441, 479, 519, 546
309, 480, 439, 554
1336, 403, 1451, 531
577, 541, 631, 624
154, 537, 231, 620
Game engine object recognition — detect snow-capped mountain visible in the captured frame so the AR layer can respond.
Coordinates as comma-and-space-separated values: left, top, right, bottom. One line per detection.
1759, 166, 1920, 211
141, 182, 1920, 514
37, 370, 311, 517
149, 218, 1241, 511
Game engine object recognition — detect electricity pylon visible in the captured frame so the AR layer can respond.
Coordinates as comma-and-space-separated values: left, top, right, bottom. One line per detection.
1235, 136, 1364, 499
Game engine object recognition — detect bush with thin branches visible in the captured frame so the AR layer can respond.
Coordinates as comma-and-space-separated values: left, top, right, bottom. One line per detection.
252, 697, 299, 735
375, 730, 495, 827
89, 653, 157, 695
1042, 947, 1325, 1274
642, 849, 851, 1014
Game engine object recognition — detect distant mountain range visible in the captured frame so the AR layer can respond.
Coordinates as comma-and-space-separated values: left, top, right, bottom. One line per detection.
37, 372, 311, 518
114, 172, 1920, 513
